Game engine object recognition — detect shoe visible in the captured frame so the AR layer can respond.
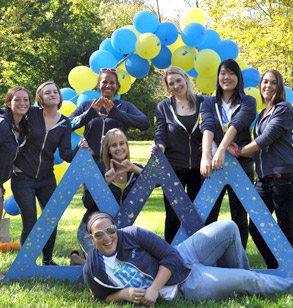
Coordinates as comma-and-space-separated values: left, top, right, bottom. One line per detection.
42, 259, 58, 266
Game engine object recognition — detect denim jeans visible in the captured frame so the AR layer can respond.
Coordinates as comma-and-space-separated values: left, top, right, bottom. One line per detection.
77, 220, 96, 256
176, 220, 293, 300
205, 171, 254, 249
11, 172, 57, 262
164, 168, 202, 243
250, 174, 293, 268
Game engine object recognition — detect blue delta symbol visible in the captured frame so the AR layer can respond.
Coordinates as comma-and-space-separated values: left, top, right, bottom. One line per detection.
3, 148, 292, 281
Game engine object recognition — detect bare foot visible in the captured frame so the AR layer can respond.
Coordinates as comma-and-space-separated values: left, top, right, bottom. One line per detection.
70, 252, 86, 266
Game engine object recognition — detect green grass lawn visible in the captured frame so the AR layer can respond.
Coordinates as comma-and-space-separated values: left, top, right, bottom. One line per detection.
0, 141, 292, 307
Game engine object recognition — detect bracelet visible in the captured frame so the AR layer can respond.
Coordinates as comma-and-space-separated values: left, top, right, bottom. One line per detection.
235, 146, 242, 157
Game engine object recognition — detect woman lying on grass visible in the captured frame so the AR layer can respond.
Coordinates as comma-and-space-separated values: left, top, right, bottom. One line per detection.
83, 211, 293, 305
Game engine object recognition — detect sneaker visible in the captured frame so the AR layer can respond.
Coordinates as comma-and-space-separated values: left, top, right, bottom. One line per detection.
42, 259, 58, 266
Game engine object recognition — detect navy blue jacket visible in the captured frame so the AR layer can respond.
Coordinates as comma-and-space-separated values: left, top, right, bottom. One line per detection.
14, 107, 77, 179
253, 101, 293, 178
69, 99, 150, 161
83, 226, 190, 300
155, 95, 205, 170
200, 94, 256, 173
0, 114, 26, 184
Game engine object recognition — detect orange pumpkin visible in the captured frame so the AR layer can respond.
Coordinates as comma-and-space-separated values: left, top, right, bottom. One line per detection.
0, 242, 11, 253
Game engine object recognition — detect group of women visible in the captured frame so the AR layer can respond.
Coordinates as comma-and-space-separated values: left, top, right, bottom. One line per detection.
0, 60, 292, 303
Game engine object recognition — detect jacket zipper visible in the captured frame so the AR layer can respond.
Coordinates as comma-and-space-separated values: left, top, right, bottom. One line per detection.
99, 119, 106, 160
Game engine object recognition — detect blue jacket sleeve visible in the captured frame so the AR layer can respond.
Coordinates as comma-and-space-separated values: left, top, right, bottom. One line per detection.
229, 95, 256, 132
108, 101, 150, 131
154, 100, 168, 146
255, 105, 292, 149
200, 97, 216, 133
69, 100, 98, 131
133, 227, 184, 274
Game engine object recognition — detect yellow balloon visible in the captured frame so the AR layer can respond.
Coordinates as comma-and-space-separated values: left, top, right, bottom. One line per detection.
171, 46, 197, 72
75, 126, 85, 136
194, 49, 221, 76
117, 62, 136, 84
168, 34, 185, 53
136, 33, 161, 60
36, 198, 42, 216
244, 87, 264, 112
236, 58, 247, 71
3, 180, 12, 200
68, 66, 98, 95
180, 8, 205, 30
54, 161, 70, 185
117, 68, 132, 94
196, 73, 217, 93
59, 100, 77, 117
123, 25, 140, 38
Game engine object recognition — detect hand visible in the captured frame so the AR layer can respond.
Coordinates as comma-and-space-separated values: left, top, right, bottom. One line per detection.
125, 287, 146, 304
200, 156, 212, 178
91, 97, 105, 114
102, 98, 114, 114
150, 144, 165, 155
77, 138, 88, 148
227, 142, 238, 156
140, 286, 159, 306
212, 148, 225, 170
104, 166, 117, 184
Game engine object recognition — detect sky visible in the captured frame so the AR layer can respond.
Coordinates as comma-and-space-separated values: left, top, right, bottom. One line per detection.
148, 0, 192, 19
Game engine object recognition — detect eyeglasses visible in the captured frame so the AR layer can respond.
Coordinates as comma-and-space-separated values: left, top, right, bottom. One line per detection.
91, 225, 117, 240
100, 68, 117, 73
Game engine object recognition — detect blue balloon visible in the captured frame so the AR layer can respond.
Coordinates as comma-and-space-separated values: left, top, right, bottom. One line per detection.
187, 67, 199, 78
71, 132, 81, 148
4, 196, 20, 216
54, 148, 64, 165
243, 68, 261, 88
181, 23, 206, 48
197, 29, 221, 50
250, 111, 259, 130
151, 45, 172, 69
111, 28, 137, 54
60, 88, 78, 105
133, 10, 160, 34
99, 38, 124, 61
155, 21, 178, 46
89, 50, 117, 74
77, 90, 101, 106
214, 40, 239, 61
114, 93, 120, 100
285, 86, 293, 103
125, 54, 150, 79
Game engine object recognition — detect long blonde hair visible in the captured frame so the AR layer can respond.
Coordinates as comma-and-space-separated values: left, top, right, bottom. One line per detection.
163, 66, 196, 110
102, 128, 130, 170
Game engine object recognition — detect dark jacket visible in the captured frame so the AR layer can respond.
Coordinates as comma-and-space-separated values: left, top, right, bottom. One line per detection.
14, 107, 77, 179
69, 99, 150, 161
83, 226, 190, 300
200, 94, 256, 173
253, 101, 293, 178
0, 114, 26, 184
154, 95, 205, 170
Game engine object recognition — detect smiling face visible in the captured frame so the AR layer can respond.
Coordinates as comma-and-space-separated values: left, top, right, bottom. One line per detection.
9, 90, 30, 118
90, 218, 118, 256
260, 72, 278, 104
98, 72, 119, 100
218, 66, 238, 95
108, 135, 129, 163
42, 84, 61, 108
166, 73, 188, 99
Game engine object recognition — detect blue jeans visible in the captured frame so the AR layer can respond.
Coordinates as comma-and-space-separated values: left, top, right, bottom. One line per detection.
176, 220, 293, 300
11, 172, 57, 262
77, 220, 96, 256
250, 174, 293, 268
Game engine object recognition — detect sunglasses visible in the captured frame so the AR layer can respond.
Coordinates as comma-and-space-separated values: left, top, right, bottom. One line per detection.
100, 68, 117, 73
91, 225, 117, 240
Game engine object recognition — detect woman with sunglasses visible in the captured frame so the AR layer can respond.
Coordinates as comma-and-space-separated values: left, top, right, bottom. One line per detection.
71, 128, 143, 262
228, 69, 293, 269
151, 66, 205, 244
11, 81, 87, 266
0, 87, 30, 220
83, 211, 293, 305
200, 59, 256, 249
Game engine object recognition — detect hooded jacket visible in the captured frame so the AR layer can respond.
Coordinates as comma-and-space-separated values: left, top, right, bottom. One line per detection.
253, 101, 293, 178
83, 226, 190, 300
